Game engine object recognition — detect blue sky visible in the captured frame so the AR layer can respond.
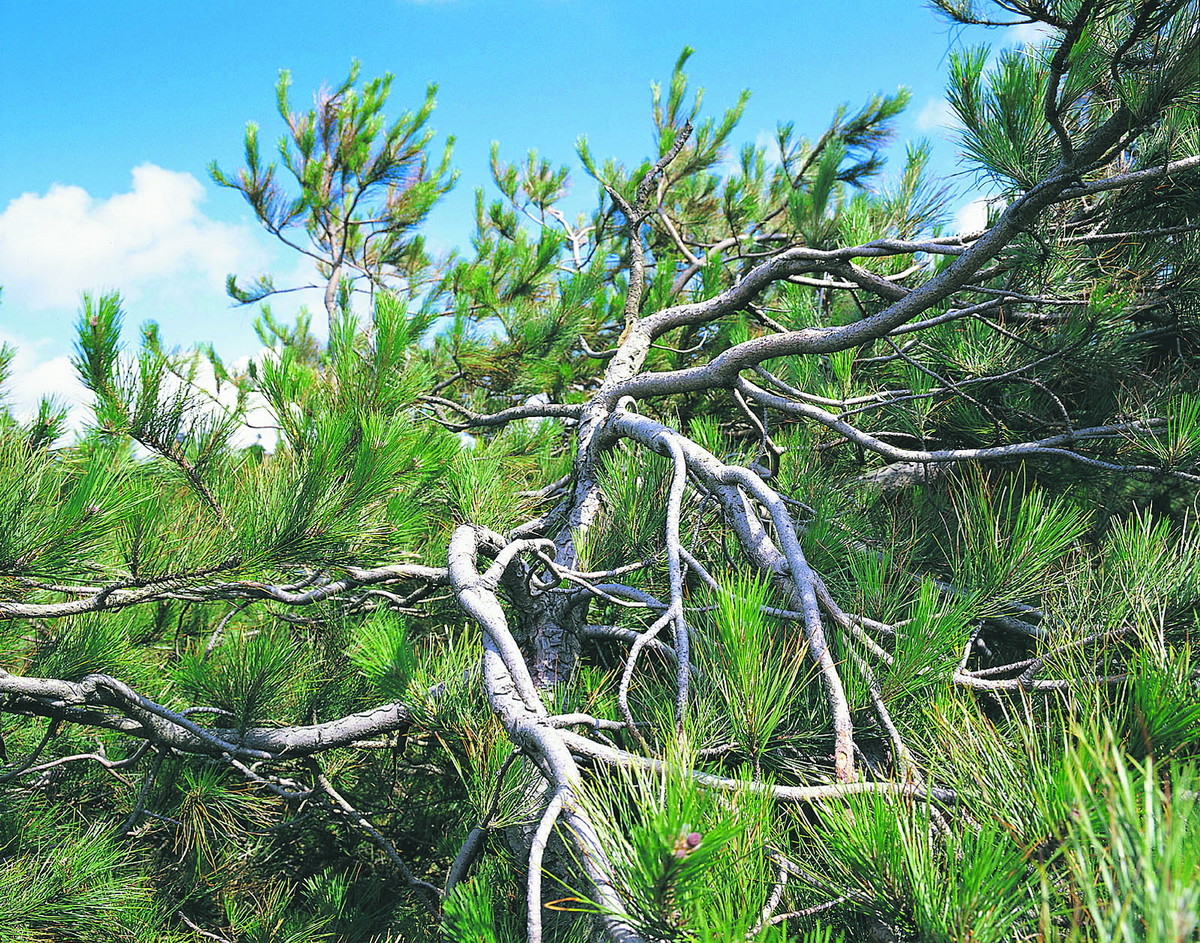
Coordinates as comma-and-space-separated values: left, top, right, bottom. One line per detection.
0, 0, 1030, 423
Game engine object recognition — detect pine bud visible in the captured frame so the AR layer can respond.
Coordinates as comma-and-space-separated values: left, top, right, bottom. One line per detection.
672, 831, 702, 859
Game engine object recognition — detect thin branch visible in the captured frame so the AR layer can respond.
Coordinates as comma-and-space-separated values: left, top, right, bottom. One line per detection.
609, 408, 857, 782
311, 760, 442, 913
527, 786, 566, 943
747, 852, 790, 940
555, 729, 954, 804
583, 624, 678, 663
421, 395, 584, 430
0, 670, 415, 760
740, 379, 1195, 483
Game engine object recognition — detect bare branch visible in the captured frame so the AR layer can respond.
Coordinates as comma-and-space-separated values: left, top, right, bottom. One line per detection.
527, 786, 566, 943
0, 670, 414, 759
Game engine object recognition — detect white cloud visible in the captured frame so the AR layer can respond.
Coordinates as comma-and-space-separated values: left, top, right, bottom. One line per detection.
1005, 21, 1056, 47
0, 164, 266, 312
0, 332, 89, 432
915, 97, 960, 134
954, 196, 998, 234
0, 165, 302, 436
0, 162, 421, 446
752, 129, 785, 165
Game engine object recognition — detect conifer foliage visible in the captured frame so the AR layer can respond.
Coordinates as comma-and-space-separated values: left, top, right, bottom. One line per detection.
3, 2, 1200, 940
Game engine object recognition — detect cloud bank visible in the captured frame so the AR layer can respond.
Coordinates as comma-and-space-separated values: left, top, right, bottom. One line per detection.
0, 164, 296, 432
0, 164, 264, 312
915, 97, 960, 134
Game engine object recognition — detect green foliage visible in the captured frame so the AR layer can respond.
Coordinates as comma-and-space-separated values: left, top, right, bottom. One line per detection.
949, 45, 1060, 190
442, 876, 503, 943
573, 756, 777, 942
589, 443, 671, 568
163, 763, 278, 877
347, 608, 416, 700
445, 437, 535, 532
881, 579, 976, 702
1057, 735, 1200, 943
1132, 393, 1200, 468
175, 626, 315, 727
220, 879, 337, 943
696, 572, 804, 773
1120, 645, 1200, 759
1097, 511, 1200, 627
4, 8, 1200, 941
795, 793, 1034, 942
227, 409, 434, 566
26, 613, 143, 683
946, 477, 1090, 611
0, 799, 172, 942
210, 62, 456, 321
0, 426, 128, 582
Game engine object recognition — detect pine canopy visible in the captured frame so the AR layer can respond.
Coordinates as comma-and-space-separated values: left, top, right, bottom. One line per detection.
3, 3, 1200, 940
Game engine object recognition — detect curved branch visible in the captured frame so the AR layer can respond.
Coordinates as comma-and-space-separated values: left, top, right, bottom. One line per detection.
527, 786, 566, 943
0, 671, 414, 759
609, 147, 1196, 404
447, 524, 645, 943
0, 564, 449, 620
422, 395, 584, 430
739, 378, 1197, 481
556, 729, 954, 804
608, 407, 857, 782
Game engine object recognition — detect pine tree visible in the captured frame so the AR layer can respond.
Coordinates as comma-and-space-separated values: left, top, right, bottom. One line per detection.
3, 2, 1200, 941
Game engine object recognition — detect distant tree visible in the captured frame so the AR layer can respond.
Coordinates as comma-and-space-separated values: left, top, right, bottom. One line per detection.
2, 2, 1200, 941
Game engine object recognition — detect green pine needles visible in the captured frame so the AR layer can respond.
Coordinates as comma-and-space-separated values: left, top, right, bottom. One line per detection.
4, 2, 1200, 940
